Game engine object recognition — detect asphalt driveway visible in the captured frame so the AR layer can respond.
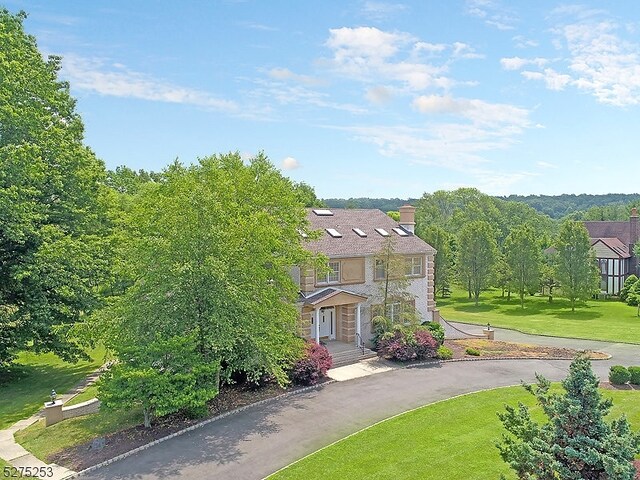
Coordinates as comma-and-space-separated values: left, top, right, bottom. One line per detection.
80, 328, 639, 480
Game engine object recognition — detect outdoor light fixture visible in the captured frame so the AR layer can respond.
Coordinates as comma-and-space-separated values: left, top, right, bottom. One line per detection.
49, 389, 57, 405
487, 323, 491, 331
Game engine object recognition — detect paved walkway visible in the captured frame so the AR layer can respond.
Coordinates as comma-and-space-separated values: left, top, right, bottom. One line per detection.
78, 329, 639, 480
0, 369, 104, 480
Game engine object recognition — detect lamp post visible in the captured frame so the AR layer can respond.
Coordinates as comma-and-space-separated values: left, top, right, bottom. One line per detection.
49, 389, 57, 405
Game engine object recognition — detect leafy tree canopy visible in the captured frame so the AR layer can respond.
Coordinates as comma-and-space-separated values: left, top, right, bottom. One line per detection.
0, 9, 109, 368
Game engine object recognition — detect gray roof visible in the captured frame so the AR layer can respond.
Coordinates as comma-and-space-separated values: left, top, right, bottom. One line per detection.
590, 238, 631, 258
303, 208, 435, 257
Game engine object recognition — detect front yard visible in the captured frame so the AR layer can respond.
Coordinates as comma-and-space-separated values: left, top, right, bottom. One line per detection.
0, 346, 106, 430
438, 288, 640, 344
269, 386, 640, 480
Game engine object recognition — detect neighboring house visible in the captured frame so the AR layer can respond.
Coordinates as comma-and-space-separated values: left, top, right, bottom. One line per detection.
293, 205, 437, 347
584, 208, 639, 295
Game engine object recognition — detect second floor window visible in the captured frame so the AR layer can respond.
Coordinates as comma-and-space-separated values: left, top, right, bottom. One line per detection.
406, 256, 423, 276
317, 261, 340, 284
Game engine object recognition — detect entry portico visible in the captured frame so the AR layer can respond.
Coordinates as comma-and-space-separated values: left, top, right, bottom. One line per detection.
299, 288, 367, 346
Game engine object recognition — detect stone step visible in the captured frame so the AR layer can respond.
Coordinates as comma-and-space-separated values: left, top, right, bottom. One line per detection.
330, 348, 377, 368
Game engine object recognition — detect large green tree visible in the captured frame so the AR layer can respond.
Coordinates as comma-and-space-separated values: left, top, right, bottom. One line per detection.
0, 10, 108, 368
498, 355, 640, 479
555, 221, 599, 311
505, 224, 542, 308
96, 153, 314, 421
457, 221, 498, 306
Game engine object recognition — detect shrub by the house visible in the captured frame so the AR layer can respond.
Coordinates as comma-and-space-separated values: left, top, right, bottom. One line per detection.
627, 279, 640, 306
436, 345, 453, 360
378, 327, 438, 362
609, 365, 631, 385
422, 321, 445, 345
290, 341, 332, 386
628, 366, 640, 385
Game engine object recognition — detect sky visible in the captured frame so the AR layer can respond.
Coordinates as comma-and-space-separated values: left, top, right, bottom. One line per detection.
7, 1, 640, 198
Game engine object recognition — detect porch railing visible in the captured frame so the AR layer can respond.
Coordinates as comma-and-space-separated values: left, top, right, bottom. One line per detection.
355, 332, 365, 355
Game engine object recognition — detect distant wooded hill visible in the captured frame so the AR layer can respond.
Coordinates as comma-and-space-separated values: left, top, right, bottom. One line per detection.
324, 193, 640, 219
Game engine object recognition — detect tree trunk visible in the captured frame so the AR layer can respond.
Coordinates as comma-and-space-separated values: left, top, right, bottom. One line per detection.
507, 288, 511, 301
468, 278, 472, 299
520, 292, 524, 309
571, 297, 575, 312
143, 407, 151, 428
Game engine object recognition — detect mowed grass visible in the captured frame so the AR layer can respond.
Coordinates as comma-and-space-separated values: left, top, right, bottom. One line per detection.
270, 387, 640, 480
438, 288, 640, 344
65, 384, 99, 407
0, 346, 106, 429
15, 406, 142, 462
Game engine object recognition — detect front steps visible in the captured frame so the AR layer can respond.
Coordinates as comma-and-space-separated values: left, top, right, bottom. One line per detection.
330, 346, 377, 368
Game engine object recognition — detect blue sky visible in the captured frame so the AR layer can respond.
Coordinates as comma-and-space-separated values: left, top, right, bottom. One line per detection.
8, 1, 640, 198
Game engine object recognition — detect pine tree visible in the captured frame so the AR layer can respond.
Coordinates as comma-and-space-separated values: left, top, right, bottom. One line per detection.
498, 355, 640, 479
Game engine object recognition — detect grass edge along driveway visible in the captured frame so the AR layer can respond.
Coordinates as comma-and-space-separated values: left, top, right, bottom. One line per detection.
268, 386, 640, 480
437, 288, 640, 344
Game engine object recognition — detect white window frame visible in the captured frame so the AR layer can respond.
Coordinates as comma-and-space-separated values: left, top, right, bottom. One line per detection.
317, 261, 341, 285
405, 256, 423, 276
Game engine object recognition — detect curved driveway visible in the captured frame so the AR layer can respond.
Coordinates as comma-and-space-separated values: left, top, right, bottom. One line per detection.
81, 326, 639, 480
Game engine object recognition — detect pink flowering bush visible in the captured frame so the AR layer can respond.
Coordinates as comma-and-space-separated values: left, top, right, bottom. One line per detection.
290, 340, 332, 386
378, 327, 438, 362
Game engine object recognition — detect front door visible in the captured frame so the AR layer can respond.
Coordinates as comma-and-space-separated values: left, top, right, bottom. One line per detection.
320, 307, 335, 339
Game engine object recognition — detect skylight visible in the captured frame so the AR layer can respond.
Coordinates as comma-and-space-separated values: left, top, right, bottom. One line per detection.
326, 228, 342, 238
313, 209, 333, 216
375, 228, 389, 237
352, 228, 367, 237
392, 227, 409, 237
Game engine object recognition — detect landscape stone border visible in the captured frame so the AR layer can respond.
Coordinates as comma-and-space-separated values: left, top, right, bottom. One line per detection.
62, 380, 336, 479
406, 352, 612, 369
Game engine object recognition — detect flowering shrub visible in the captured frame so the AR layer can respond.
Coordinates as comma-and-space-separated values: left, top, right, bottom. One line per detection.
290, 341, 332, 386
422, 321, 445, 345
414, 329, 439, 358
378, 327, 438, 362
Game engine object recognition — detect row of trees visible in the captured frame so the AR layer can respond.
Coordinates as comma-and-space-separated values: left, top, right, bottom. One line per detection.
416, 189, 600, 310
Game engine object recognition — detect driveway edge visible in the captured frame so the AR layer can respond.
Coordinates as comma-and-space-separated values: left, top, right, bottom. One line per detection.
63, 380, 336, 479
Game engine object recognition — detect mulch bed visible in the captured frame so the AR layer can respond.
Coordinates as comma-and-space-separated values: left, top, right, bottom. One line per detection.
445, 339, 609, 360
599, 381, 640, 391
49, 380, 324, 471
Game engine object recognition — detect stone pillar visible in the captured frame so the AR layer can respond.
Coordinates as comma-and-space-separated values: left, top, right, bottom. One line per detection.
314, 308, 320, 343
44, 400, 64, 427
483, 328, 495, 340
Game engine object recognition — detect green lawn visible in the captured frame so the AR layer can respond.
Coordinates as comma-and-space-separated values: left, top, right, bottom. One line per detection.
65, 384, 99, 407
0, 346, 106, 430
438, 288, 640, 344
269, 387, 640, 480
15, 406, 142, 463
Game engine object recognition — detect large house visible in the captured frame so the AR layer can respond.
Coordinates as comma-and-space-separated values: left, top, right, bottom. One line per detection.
293, 206, 437, 348
584, 208, 639, 295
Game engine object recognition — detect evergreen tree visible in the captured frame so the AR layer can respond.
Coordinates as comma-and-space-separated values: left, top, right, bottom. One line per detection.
498, 355, 640, 479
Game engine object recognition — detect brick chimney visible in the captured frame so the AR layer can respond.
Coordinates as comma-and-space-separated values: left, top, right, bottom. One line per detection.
398, 205, 416, 234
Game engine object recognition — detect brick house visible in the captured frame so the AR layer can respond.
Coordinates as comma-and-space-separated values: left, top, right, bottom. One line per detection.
584, 208, 639, 295
292, 206, 437, 349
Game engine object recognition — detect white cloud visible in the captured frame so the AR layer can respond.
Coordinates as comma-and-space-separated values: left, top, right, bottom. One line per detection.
521, 68, 571, 91
365, 85, 393, 104
452, 42, 485, 59
536, 161, 557, 169
500, 56, 547, 70
412, 95, 531, 128
465, 0, 518, 31
323, 27, 480, 92
62, 55, 238, 112
512, 35, 539, 48
361, 1, 408, 21
281, 156, 300, 170
268, 68, 324, 86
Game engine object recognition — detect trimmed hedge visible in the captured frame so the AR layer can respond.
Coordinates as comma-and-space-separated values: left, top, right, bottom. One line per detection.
628, 366, 640, 385
436, 345, 453, 360
609, 365, 631, 385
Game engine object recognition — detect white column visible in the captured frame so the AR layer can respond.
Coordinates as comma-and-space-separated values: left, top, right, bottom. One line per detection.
355, 303, 361, 346
314, 308, 320, 343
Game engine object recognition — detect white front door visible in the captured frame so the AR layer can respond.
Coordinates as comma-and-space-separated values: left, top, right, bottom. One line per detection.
319, 307, 335, 339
